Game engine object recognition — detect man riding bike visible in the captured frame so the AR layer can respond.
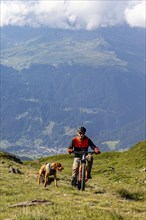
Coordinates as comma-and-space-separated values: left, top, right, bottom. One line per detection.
67, 126, 101, 187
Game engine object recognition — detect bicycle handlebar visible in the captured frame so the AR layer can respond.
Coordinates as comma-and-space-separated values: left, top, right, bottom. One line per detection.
73, 150, 95, 155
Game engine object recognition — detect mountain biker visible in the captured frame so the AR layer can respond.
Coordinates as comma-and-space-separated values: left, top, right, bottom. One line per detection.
67, 126, 101, 187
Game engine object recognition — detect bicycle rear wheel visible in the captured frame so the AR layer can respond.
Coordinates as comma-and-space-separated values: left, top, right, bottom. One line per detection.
81, 163, 86, 191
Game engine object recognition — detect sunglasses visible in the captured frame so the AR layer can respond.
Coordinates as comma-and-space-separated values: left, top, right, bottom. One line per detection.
79, 132, 85, 135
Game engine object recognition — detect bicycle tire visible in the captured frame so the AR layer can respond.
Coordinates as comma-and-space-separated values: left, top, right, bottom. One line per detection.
81, 162, 86, 191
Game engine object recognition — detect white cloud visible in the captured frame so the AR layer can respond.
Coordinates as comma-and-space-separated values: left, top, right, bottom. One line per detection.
0, 0, 145, 29
125, 1, 145, 28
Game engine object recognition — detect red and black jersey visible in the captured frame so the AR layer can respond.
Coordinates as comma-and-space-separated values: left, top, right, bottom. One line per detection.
68, 135, 97, 157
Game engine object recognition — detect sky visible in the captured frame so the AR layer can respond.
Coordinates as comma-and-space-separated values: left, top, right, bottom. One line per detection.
0, 0, 145, 30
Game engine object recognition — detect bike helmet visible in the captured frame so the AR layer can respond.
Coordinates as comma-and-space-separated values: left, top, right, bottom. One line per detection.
77, 126, 86, 133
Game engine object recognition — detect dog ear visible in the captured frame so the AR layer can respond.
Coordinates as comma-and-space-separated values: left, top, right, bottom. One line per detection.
52, 162, 58, 168
56, 162, 62, 168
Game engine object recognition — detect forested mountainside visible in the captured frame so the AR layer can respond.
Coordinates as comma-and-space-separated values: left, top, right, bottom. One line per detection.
0, 26, 145, 158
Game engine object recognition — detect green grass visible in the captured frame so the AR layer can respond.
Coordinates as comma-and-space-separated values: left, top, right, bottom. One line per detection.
0, 141, 146, 220
117, 188, 144, 201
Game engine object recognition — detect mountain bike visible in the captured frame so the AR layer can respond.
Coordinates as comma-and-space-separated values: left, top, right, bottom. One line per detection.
73, 150, 95, 191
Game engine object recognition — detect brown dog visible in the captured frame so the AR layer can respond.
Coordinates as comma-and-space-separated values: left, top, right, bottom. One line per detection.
38, 162, 64, 188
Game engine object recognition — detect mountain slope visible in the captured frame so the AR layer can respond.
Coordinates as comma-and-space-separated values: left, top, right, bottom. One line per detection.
0, 26, 145, 158
0, 141, 146, 220
1, 26, 145, 71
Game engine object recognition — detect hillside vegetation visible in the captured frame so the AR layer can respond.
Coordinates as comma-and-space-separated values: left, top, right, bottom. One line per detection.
0, 141, 146, 220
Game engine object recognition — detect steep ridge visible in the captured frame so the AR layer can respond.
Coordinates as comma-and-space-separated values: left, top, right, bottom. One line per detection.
120, 140, 146, 169
0, 151, 23, 164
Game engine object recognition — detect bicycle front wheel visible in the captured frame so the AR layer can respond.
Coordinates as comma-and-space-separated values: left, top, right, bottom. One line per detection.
81, 162, 86, 191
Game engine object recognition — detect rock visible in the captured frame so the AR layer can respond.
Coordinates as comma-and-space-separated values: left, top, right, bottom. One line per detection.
140, 168, 146, 172
9, 200, 54, 207
9, 167, 21, 174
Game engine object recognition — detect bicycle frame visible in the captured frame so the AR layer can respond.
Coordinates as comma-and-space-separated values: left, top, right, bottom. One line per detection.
73, 150, 94, 191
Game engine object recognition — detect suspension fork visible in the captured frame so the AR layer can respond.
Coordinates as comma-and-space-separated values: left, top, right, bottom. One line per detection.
79, 160, 88, 182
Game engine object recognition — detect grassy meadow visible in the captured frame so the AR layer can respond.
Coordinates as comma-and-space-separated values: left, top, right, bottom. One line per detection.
0, 140, 146, 220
